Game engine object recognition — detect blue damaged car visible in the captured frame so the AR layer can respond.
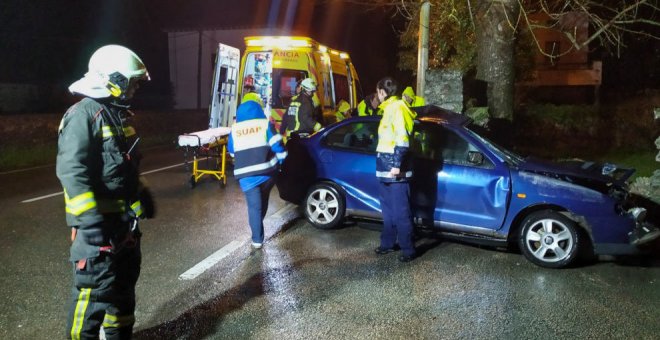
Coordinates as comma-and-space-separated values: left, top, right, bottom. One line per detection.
277, 105, 659, 268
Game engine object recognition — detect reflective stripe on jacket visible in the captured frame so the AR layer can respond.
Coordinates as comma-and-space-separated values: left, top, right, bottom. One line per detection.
375, 96, 416, 182
283, 93, 321, 134
230, 118, 281, 178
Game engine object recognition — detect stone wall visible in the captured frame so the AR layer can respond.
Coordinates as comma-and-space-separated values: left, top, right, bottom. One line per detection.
631, 108, 660, 203
424, 69, 463, 113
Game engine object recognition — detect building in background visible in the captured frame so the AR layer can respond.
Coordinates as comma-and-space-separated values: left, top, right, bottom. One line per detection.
517, 12, 602, 104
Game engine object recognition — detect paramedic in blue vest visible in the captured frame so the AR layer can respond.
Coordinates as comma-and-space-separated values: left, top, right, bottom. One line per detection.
228, 100, 287, 248
58, 45, 153, 339
281, 78, 322, 138
241, 84, 264, 107
374, 77, 418, 262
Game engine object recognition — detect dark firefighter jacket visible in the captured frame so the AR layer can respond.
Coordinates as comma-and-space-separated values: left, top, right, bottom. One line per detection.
56, 98, 145, 258
282, 92, 321, 134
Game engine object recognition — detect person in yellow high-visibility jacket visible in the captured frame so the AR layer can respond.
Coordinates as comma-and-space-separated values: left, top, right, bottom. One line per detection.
241, 84, 264, 107
402, 86, 425, 107
334, 99, 351, 122
357, 92, 382, 116
373, 77, 417, 263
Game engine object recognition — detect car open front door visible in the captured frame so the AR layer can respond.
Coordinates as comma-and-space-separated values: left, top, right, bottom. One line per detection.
411, 123, 510, 234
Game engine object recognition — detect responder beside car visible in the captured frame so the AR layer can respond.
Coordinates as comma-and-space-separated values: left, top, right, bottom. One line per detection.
373, 77, 418, 262
402, 86, 425, 107
228, 100, 287, 249
334, 99, 351, 122
281, 78, 322, 138
57, 44, 154, 339
357, 92, 383, 116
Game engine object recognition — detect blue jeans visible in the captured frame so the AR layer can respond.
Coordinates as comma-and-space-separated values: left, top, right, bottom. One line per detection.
378, 181, 415, 257
243, 177, 275, 243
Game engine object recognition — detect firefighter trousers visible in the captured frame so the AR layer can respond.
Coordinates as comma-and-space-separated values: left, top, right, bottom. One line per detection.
67, 240, 141, 340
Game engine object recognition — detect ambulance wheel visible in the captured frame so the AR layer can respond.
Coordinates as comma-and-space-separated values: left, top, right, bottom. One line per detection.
304, 182, 345, 229
188, 175, 196, 189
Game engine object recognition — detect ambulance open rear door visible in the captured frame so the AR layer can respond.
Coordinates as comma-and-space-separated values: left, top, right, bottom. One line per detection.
209, 43, 240, 128
177, 43, 239, 189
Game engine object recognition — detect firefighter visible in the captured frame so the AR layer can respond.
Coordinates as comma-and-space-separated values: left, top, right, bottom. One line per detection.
227, 100, 287, 248
334, 99, 351, 122
58, 44, 154, 339
402, 86, 426, 107
357, 92, 383, 116
373, 77, 418, 262
281, 78, 322, 137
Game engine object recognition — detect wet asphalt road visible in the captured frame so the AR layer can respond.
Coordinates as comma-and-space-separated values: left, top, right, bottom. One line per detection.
0, 146, 658, 339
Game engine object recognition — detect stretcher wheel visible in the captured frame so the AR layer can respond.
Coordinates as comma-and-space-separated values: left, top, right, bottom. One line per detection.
219, 179, 226, 189
188, 175, 196, 189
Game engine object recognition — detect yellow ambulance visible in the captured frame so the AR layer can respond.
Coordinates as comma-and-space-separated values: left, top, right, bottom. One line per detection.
238, 36, 362, 130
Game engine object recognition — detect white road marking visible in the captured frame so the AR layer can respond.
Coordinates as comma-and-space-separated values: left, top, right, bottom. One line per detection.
140, 162, 184, 175
21, 191, 64, 203
267, 202, 297, 221
19, 162, 186, 203
179, 240, 243, 280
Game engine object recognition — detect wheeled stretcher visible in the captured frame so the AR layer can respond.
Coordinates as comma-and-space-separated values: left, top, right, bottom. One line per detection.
177, 127, 232, 188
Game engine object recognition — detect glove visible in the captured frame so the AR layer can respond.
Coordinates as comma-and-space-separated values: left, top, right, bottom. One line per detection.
75, 222, 110, 246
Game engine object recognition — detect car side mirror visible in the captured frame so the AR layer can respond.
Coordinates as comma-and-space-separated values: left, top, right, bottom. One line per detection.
467, 151, 484, 165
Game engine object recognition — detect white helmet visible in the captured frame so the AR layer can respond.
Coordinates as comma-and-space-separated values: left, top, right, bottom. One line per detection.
300, 78, 317, 92
69, 45, 149, 99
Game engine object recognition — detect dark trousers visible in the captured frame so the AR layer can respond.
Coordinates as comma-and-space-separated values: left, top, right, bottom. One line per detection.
378, 181, 416, 257
67, 239, 141, 340
244, 177, 275, 243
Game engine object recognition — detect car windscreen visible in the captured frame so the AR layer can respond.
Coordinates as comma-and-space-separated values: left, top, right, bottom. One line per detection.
465, 124, 524, 166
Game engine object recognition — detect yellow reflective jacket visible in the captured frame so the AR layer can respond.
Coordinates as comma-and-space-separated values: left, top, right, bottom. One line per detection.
375, 96, 417, 181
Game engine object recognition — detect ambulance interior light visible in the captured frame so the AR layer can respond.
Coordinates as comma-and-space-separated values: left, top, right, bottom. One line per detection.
319, 45, 328, 53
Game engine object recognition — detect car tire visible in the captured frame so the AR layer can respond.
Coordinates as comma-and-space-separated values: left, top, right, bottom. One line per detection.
518, 210, 581, 268
304, 182, 345, 229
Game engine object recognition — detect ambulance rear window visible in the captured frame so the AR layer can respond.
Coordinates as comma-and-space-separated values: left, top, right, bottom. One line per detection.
272, 69, 307, 109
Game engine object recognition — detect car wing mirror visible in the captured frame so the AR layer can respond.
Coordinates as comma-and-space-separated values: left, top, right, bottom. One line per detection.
467, 151, 484, 165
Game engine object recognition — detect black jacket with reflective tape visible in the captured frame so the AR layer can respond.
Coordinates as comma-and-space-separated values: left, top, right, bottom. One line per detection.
56, 97, 142, 229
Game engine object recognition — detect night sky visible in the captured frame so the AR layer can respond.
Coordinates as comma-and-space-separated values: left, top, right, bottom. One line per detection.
2, 0, 656, 111
0, 0, 405, 108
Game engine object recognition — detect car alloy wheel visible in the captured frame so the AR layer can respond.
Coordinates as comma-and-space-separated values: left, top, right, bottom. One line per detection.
519, 210, 580, 268
304, 182, 345, 229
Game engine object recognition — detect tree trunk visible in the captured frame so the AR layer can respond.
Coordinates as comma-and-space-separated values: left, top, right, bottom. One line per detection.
474, 0, 519, 121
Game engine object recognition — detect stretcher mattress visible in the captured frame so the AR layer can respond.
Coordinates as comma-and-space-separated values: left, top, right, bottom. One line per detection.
178, 127, 232, 147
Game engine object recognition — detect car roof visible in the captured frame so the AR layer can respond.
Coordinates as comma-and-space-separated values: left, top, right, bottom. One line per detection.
411, 105, 472, 127
331, 105, 471, 130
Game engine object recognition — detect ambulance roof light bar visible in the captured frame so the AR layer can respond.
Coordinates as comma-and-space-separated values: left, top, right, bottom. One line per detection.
246, 36, 312, 48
